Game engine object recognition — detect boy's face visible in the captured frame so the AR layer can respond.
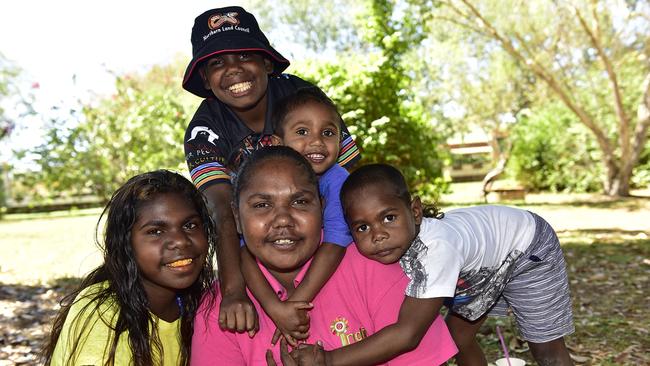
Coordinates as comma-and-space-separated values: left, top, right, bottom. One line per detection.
277, 101, 341, 175
200, 52, 273, 112
344, 183, 422, 264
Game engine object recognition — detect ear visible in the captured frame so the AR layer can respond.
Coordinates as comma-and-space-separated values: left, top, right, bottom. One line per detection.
264, 58, 274, 75
410, 196, 423, 225
270, 134, 283, 146
231, 202, 243, 234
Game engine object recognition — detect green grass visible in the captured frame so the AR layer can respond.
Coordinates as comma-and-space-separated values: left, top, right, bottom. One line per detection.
0, 209, 104, 285
1, 193, 649, 365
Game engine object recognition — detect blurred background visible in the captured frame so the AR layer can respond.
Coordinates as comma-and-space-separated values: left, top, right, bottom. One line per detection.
1, 0, 648, 364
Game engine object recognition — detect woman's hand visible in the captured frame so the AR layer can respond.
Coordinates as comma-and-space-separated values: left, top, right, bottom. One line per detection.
266, 338, 297, 366
290, 341, 328, 366
219, 290, 259, 337
269, 301, 314, 346
266, 339, 328, 366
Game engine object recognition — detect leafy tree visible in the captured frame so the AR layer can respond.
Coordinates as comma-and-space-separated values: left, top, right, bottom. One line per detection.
509, 103, 602, 192
429, 0, 650, 196
30, 64, 188, 201
255, 0, 450, 199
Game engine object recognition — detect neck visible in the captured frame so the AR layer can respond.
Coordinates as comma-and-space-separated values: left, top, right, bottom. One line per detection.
266, 267, 302, 298
143, 285, 180, 322
232, 93, 268, 133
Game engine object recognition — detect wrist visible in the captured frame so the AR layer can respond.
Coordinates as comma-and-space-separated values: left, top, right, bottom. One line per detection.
220, 280, 247, 296
324, 350, 333, 366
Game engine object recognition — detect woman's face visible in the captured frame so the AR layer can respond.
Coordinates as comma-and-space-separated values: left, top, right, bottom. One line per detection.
234, 157, 322, 274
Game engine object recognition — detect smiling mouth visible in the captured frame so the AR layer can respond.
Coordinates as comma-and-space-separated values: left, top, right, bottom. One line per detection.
305, 153, 326, 163
166, 258, 193, 268
271, 238, 298, 249
227, 81, 252, 94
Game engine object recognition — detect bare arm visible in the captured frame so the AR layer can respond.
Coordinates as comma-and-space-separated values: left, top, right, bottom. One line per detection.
203, 184, 257, 334
290, 243, 346, 303
325, 296, 444, 366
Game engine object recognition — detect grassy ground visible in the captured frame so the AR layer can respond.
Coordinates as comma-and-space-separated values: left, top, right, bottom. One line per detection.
1, 186, 649, 365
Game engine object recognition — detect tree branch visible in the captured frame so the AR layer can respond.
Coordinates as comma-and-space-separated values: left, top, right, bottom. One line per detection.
575, 4, 630, 158
456, 0, 614, 159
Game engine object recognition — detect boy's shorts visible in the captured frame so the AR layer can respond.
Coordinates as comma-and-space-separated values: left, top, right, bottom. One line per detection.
488, 212, 575, 343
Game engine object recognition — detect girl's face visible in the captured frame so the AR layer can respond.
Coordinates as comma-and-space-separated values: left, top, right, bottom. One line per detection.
131, 192, 209, 298
278, 101, 341, 175
344, 183, 422, 264
234, 157, 322, 275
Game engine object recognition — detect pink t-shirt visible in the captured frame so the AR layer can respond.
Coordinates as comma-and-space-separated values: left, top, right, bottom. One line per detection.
191, 245, 457, 365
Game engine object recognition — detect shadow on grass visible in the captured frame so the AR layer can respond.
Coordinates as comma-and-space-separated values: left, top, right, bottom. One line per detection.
0, 277, 81, 365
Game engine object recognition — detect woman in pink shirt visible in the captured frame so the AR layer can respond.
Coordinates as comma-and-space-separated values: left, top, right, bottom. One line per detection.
191, 146, 457, 365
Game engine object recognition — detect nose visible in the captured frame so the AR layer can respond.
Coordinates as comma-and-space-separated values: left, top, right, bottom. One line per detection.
271, 206, 295, 229
308, 134, 325, 147
223, 56, 243, 76
166, 229, 191, 250
371, 227, 388, 244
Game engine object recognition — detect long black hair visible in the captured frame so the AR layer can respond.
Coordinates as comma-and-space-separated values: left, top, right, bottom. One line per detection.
42, 170, 216, 365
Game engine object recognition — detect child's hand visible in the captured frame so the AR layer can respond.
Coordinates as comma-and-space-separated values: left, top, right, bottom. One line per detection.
290, 341, 328, 366
219, 291, 259, 337
269, 301, 314, 346
265, 338, 297, 366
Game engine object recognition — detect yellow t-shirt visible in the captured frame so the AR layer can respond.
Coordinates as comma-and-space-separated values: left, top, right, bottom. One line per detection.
50, 282, 182, 366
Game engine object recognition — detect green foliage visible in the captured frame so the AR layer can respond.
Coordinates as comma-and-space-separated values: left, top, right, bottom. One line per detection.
297, 53, 448, 201
508, 103, 602, 192
31, 68, 188, 201
290, 0, 449, 201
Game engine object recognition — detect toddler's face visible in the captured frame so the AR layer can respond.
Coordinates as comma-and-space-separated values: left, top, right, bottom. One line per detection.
201, 52, 273, 111
130, 192, 209, 298
344, 183, 422, 264
278, 101, 341, 175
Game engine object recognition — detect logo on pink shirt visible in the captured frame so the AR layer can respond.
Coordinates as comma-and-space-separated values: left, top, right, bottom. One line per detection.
330, 317, 368, 346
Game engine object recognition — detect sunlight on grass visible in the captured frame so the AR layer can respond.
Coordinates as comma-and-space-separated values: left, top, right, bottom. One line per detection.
0, 212, 104, 285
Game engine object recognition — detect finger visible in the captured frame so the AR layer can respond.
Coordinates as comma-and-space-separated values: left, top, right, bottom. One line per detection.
246, 307, 258, 337
293, 302, 314, 310
265, 349, 277, 366
271, 328, 282, 345
234, 309, 248, 333
291, 331, 309, 341
285, 334, 298, 347
218, 308, 227, 329
279, 338, 295, 365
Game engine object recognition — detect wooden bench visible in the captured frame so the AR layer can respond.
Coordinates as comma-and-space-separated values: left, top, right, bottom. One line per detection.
485, 187, 526, 202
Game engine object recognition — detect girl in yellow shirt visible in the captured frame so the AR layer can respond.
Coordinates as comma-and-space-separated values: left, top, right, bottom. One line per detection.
42, 170, 216, 366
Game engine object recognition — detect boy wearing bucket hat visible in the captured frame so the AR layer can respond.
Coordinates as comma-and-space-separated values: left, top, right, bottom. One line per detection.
182, 6, 361, 342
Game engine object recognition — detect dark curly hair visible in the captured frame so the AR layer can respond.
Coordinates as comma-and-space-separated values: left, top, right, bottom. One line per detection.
42, 170, 216, 366
340, 164, 444, 219
271, 86, 343, 137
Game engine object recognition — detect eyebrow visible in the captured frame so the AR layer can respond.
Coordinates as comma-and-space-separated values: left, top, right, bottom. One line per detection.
137, 213, 201, 230
349, 207, 398, 227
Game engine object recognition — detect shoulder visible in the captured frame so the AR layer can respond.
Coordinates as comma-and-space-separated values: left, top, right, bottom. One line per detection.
269, 74, 315, 93
319, 164, 348, 190
336, 245, 406, 289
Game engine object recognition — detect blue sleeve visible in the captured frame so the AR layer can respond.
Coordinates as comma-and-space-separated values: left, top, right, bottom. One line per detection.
320, 165, 353, 247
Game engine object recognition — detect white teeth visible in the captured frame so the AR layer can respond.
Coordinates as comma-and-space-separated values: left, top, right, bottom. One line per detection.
274, 239, 294, 245
167, 258, 192, 268
228, 81, 252, 93
307, 154, 325, 161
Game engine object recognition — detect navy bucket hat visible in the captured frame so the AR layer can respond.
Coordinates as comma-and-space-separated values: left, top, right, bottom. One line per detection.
182, 6, 291, 98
